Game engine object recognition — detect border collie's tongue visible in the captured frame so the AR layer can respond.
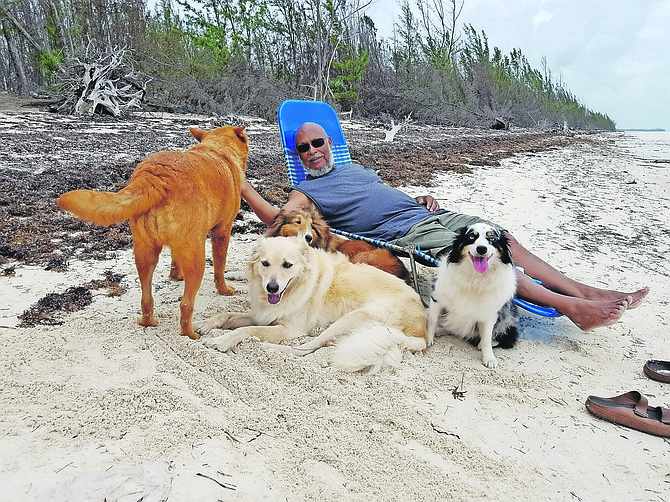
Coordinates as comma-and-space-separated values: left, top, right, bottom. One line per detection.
268, 293, 281, 304
472, 255, 490, 274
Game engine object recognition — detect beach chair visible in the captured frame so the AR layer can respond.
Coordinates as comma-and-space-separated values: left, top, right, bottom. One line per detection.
277, 99, 561, 317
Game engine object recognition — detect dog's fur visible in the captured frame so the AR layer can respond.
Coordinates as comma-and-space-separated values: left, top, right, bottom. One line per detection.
266, 207, 412, 285
196, 235, 428, 373
57, 126, 249, 339
427, 223, 519, 368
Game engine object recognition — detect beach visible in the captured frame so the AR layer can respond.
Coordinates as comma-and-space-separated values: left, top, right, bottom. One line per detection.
1, 101, 669, 501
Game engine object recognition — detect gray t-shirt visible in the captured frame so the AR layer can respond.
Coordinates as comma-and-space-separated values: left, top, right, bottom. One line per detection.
293, 163, 440, 240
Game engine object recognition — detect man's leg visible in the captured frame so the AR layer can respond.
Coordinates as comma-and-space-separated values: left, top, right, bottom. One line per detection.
507, 232, 649, 330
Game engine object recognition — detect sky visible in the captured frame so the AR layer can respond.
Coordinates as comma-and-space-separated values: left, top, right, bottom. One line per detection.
363, 0, 670, 130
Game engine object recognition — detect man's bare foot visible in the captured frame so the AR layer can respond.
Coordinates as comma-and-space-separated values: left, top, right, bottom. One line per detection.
584, 286, 649, 310
625, 286, 650, 309
563, 297, 629, 332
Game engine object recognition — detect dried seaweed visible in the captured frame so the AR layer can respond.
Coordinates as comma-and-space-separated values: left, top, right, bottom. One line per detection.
18, 286, 92, 327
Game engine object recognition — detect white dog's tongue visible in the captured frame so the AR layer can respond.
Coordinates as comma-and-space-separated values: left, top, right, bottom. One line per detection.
268, 293, 281, 304
472, 255, 490, 274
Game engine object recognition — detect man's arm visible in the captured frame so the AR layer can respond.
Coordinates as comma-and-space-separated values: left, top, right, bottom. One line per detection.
241, 181, 278, 226
241, 181, 313, 226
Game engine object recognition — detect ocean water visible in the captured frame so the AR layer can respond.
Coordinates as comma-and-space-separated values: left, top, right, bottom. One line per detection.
615, 130, 670, 163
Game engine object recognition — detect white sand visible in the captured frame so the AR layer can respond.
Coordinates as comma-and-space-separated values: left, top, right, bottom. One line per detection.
1, 132, 669, 501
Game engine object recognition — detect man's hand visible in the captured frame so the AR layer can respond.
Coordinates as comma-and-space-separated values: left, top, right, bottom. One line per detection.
416, 195, 440, 212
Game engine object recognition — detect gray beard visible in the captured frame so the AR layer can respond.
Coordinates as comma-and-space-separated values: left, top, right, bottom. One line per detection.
302, 156, 334, 177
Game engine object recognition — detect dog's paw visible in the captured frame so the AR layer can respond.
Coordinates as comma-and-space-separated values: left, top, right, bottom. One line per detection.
202, 333, 238, 353
216, 283, 236, 296
482, 354, 499, 369
193, 318, 219, 335
193, 319, 216, 335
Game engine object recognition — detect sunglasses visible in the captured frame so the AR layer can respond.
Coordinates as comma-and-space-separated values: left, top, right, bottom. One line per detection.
296, 137, 326, 153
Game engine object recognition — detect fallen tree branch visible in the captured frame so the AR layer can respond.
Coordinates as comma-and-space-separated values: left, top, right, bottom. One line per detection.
0, 5, 44, 52
384, 113, 412, 142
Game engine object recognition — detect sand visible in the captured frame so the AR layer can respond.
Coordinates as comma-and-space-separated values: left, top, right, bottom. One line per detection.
1, 109, 669, 501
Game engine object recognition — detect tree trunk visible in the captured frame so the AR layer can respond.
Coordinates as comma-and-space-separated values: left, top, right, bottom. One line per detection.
316, 4, 324, 101
0, 5, 43, 52
1, 18, 30, 95
43, 0, 74, 60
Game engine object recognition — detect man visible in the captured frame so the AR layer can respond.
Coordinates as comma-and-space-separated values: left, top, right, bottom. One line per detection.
241, 121, 649, 331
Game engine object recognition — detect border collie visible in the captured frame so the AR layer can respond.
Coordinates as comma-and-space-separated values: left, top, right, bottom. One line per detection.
427, 223, 519, 368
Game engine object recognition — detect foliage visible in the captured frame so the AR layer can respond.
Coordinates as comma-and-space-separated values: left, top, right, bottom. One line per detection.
0, 0, 615, 130
330, 44, 368, 109
32, 48, 63, 77
392, 0, 422, 77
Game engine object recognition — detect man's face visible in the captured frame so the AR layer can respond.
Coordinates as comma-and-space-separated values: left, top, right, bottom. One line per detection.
295, 127, 333, 176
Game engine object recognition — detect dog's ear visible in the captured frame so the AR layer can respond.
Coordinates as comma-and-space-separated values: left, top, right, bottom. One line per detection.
189, 127, 206, 142
307, 207, 331, 246
446, 244, 462, 264
498, 231, 514, 265
263, 208, 289, 237
248, 236, 265, 266
297, 236, 313, 264
234, 126, 247, 144
444, 226, 469, 264
265, 210, 285, 236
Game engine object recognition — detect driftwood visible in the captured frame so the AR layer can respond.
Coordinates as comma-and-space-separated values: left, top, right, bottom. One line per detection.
55, 42, 151, 117
491, 117, 510, 130
384, 113, 412, 142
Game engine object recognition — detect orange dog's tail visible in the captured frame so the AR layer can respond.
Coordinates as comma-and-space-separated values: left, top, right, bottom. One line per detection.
57, 172, 167, 226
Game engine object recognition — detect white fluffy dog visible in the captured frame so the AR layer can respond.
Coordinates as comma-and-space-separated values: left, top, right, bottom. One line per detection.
195, 236, 428, 373
427, 223, 519, 368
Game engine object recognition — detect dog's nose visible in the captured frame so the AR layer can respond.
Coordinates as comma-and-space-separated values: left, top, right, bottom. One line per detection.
476, 245, 488, 255
304, 233, 313, 244
266, 281, 279, 294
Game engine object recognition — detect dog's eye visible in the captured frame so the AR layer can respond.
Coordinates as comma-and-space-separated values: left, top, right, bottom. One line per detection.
468, 232, 478, 242
282, 261, 293, 269
261, 260, 270, 267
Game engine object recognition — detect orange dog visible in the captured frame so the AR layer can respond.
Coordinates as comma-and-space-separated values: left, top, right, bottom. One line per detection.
57, 126, 248, 339
266, 207, 412, 285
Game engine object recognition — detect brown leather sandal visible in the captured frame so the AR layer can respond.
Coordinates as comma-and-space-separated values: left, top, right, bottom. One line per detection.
585, 391, 670, 437
644, 360, 670, 383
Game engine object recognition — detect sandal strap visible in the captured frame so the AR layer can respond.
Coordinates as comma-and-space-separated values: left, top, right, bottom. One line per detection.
661, 406, 670, 425
633, 393, 649, 418
627, 391, 670, 424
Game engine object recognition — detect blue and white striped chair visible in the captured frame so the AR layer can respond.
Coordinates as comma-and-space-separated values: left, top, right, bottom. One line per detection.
277, 99, 561, 317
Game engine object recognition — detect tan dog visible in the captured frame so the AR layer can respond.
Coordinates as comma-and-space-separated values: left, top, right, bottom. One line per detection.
196, 236, 428, 373
266, 207, 412, 285
57, 126, 248, 339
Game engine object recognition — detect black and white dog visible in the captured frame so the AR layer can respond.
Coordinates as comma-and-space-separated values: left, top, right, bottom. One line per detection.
427, 223, 519, 368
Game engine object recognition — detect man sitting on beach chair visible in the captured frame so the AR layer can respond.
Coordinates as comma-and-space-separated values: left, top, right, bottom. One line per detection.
241, 121, 649, 332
